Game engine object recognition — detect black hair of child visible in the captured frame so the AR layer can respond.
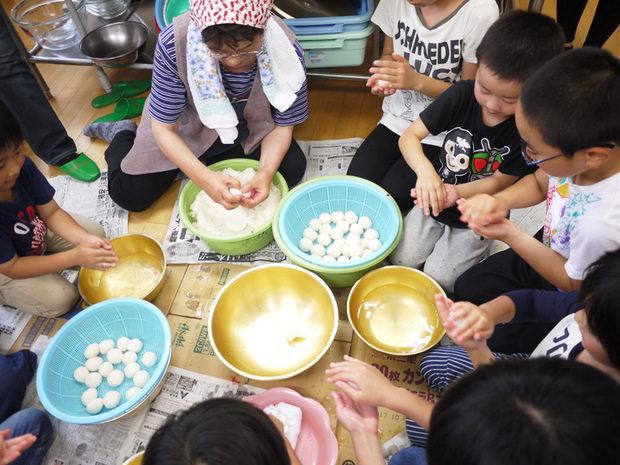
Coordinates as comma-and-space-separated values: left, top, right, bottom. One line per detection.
0, 100, 23, 154
476, 9, 565, 84
579, 247, 620, 369
520, 47, 620, 153
142, 397, 291, 465
427, 357, 620, 465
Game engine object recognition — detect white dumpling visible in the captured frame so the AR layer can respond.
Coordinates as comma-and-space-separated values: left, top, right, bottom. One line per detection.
85, 356, 103, 372
298, 237, 313, 253
330, 211, 345, 223
126, 386, 141, 401
81, 387, 98, 406
322, 255, 336, 262
329, 227, 343, 241
344, 211, 358, 224
84, 343, 100, 359
318, 223, 332, 235
133, 370, 151, 388
86, 398, 104, 415
128, 338, 143, 353
98, 361, 114, 378
121, 351, 138, 365
327, 244, 342, 258
336, 220, 349, 234
310, 244, 325, 257
362, 248, 374, 257
358, 216, 372, 229
124, 361, 141, 379
85, 372, 103, 389
348, 244, 364, 258
141, 352, 158, 367
346, 233, 361, 246
103, 390, 121, 409
318, 213, 332, 224
317, 233, 332, 247
74, 366, 89, 383
308, 218, 321, 231
99, 339, 115, 354
106, 348, 123, 364
334, 237, 346, 247
107, 369, 125, 387
368, 238, 382, 251
337, 255, 350, 262
116, 337, 130, 352
349, 223, 364, 236
302, 228, 317, 241
363, 228, 379, 240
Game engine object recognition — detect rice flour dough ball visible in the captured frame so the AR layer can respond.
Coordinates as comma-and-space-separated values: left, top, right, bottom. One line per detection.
141, 352, 158, 367
319, 212, 332, 224
337, 255, 350, 262
84, 343, 100, 359
336, 221, 349, 234
327, 244, 341, 259
322, 255, 336, 262
74, 366, 89, 383
85, 372, 103, 389
331, 211, 345, 223
116, 337, 130, 352
85, 356, 103, 372
348, 244, 364, 258
303, 228, 317, 242
368, 239, 382, 251
346, 233, 361, 246
329, 227, 343, 241
124, 361, 141, 379
128, 338, 143, 353
133, 370, 151, 388
308, 218, 321, 231
349, 223, 364, 237
103, 390, 122, 409
334, 237, 346, 248
358, 216, 372, 230
121, 351, 138, 365
126, 387, 141, 401
317, 233, 332, 247
298, 238, 313, 253
81, 387, 98, 406
310, 244, 325, 257
106, 348, 123, 364
344, 211, 358, 224
99, 339, 115, 354
319, 224, 332, 235
362, 248, 374, 258
363, 228, 379, 241
341, 244, 350, 258
86, 398, 104, 415
107, 369, 125, 387
98, 361, 114, 378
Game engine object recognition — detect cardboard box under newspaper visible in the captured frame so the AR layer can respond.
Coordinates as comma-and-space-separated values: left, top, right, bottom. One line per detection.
9, 315, 66, 354
336, 336, 443, 465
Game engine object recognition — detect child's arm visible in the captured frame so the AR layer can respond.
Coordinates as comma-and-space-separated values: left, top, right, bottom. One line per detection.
453, 171, 519, 203
399, 119, 446, 216
458, 169, 549, 229
326, 355, 434, 431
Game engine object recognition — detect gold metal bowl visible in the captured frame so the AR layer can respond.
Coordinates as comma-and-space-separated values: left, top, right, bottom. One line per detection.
78, 234, 167, 305
122, 451, 144, 465
347, 266, 446, 355
209, 264, 338, 380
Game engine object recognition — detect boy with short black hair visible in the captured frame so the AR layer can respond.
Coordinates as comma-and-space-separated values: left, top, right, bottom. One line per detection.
389, 10, 565, 294
455, 47, 620, 352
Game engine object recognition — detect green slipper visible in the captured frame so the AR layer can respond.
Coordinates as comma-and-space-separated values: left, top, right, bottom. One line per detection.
92, 97, 147, 124
59, 153, 101, 182
91, 80, 152, 108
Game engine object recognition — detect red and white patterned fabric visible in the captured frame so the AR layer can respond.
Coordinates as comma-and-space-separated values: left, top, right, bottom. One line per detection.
190, 0, 274, 31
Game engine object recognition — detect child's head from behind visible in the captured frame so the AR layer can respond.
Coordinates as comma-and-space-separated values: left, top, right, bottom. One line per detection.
518, 48, 620, 171
578, 248, 620, 370
0, 101, 25, 193
473, 10, 564, 124
427, 357, 620, 465
142, 397, 291, 465
0, 100, 23, 155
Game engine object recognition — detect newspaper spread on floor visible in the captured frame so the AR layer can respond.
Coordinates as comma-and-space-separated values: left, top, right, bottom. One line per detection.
22, 335, 264, 465
163, 138, 363, 264
0, 304, 30, 354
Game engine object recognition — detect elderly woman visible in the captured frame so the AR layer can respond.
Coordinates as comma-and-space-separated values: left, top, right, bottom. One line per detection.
85, 0, 308, 212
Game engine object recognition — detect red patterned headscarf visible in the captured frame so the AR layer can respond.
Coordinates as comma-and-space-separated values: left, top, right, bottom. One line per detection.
190, 0, 274, 31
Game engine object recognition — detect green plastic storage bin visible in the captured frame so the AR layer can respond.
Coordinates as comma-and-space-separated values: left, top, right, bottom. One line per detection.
298, 23, 375, 68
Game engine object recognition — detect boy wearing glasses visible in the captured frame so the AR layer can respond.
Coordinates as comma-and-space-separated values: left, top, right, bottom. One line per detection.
389, 11, 564, 294
455, 47, 620, 354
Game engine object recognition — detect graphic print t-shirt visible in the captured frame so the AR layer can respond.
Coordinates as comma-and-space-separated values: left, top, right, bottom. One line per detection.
0, 157, 55, 264
419, 80, 535, 227
372, 0, 498, 143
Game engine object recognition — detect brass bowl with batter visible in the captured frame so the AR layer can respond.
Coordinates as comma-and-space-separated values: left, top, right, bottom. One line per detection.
78, 234, 167, 305
209, 264, 338, 380
347, 266, 446, 355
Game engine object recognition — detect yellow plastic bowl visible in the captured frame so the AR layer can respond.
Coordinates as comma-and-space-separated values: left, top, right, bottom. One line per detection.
78, 234, 166, 305
179, 159, 289, 256
347, 266, 446, 355
209, 264, 338, 380
122, 451, 144, 465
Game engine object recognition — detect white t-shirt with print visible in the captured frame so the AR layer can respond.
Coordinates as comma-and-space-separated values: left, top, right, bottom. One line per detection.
372, 0, 498, 144
544, 172, 620, 280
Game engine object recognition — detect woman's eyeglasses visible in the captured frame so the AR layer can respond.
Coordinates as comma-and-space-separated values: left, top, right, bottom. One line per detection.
208, 49, 262, 59
520, 139, 615, 166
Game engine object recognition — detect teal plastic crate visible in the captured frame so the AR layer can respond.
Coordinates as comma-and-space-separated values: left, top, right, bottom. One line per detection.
279, 0, 373, 35
298, 23, 374, 69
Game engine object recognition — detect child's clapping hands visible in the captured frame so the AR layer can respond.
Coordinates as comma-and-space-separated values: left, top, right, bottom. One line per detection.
435, 294, 494, 348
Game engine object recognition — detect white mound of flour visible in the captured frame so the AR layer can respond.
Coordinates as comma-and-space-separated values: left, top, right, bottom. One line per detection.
190, 167, 282, 236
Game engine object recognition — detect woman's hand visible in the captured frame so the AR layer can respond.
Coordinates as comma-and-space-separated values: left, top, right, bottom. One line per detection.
239, 170, 272, 208
197, 170, 243, 210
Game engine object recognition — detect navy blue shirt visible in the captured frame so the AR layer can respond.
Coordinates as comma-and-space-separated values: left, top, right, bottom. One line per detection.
0, 157, 55, 263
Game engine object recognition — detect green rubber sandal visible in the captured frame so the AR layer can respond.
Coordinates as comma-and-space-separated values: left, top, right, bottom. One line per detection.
91, 80, 151, 108
92, 97, 147, 124
59, 153, 101, 182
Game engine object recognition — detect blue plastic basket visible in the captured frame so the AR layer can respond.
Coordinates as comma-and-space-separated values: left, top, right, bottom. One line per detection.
36, 298, 172, 424
273, 176, 402, 287
280, 0, 374, 35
